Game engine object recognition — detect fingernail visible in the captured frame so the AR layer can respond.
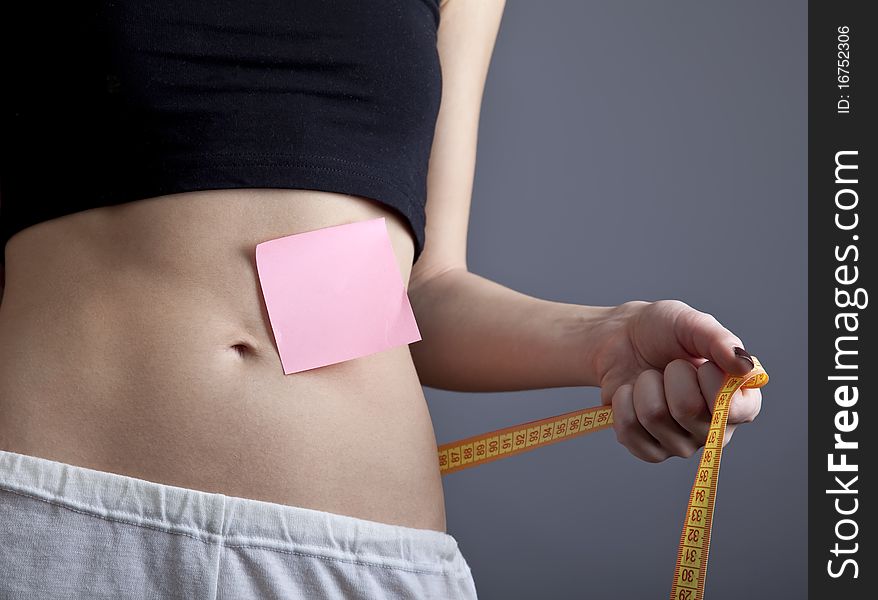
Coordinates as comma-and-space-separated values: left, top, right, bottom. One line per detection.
733, 346, 754, 369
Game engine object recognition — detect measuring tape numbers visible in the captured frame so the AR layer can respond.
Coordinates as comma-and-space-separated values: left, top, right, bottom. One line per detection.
437, 356, 769, 600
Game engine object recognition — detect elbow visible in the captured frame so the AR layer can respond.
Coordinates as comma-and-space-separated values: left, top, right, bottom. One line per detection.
409, 260, 467, 298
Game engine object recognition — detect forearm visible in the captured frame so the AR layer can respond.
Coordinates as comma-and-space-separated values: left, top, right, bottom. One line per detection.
407, 268, 618, 392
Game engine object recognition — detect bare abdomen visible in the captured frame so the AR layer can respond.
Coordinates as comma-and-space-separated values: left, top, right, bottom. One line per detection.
0, 188, 446, 532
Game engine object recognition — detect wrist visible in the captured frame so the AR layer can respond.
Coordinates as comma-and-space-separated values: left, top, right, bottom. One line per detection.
553, 302, 619, 387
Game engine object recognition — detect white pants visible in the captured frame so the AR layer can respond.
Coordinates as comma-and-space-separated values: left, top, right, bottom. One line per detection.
0, 448, 479, 599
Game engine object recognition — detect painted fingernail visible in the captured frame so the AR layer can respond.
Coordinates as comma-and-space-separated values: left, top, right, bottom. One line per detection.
733, 346, 754, 369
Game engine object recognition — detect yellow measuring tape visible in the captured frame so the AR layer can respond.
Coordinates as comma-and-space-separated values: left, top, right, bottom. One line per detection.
438, 356, 769, 600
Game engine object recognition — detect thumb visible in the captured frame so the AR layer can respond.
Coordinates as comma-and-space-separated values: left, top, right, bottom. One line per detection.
674, 309, 755, 377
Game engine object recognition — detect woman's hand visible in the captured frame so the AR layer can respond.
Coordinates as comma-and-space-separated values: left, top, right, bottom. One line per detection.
592, 300, 763, 463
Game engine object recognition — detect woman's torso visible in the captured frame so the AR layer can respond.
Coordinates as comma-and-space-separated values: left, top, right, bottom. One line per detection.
0, 190, 447, 532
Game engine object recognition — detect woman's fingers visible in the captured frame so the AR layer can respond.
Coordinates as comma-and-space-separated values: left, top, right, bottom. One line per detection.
611, 359, 763, 462
696, 360, 763, 424
611, 383, 669, 463
671, 303, 756, 377
665, 359, 712, 444
694, 360, 763, 447
633, 369, 700, 458
728, 388, 763, 425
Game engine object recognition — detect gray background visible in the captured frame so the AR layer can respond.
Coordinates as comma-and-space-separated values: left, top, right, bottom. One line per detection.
425, 1, 806, 598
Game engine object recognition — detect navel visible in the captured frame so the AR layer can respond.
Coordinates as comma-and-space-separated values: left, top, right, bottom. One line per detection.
229, 342, 255, 359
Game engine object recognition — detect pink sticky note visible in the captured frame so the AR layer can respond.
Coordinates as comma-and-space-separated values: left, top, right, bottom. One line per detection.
254, 217, 421, 374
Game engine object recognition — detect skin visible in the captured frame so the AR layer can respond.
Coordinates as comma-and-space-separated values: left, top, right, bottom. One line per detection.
0, 0, 761, 535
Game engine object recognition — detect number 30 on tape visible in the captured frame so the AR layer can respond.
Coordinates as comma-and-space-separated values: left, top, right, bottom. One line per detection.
438, 356, 769, 600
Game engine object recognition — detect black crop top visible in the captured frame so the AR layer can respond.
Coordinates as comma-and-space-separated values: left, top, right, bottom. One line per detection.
0, 0, 442, 266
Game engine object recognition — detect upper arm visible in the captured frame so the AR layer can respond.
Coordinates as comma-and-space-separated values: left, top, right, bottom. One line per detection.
410, 0, 506, 285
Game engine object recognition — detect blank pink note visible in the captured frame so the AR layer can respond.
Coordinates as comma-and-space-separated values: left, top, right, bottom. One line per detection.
254, 217, 421, 374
